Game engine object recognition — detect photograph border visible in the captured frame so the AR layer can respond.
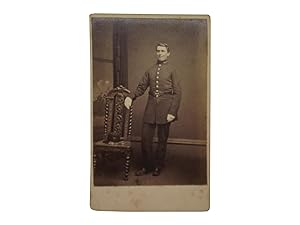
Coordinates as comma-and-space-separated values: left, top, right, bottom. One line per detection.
90, 13, 210, 211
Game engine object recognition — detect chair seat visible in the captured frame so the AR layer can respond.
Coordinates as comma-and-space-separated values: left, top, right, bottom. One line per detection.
94, 140, 131, 150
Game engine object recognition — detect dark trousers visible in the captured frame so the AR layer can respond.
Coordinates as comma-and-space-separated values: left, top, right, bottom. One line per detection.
141, 122, 171, 170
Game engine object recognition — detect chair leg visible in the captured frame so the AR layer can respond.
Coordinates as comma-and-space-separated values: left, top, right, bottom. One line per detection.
93, 153, 97, 173
124, 149, 131, 181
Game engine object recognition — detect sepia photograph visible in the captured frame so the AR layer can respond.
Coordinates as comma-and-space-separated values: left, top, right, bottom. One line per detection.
90, 14, 210, 211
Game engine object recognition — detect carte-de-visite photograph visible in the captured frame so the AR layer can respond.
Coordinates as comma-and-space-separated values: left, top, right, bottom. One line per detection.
90, 14, 210, 211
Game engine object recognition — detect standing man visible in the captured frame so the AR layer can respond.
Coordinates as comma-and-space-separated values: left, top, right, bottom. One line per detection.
124, 42, 181, 176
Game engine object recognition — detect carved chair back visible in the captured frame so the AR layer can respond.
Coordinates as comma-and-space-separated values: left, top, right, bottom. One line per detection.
103, 85, 133, 143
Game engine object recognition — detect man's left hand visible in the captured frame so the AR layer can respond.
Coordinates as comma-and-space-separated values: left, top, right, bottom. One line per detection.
167, 114, 175, 122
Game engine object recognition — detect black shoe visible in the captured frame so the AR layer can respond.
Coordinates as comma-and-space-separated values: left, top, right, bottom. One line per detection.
135, 168, 148, 176
152, 168, 161, 176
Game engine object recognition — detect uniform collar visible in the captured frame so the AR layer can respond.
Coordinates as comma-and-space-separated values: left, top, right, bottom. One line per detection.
156, 60, 168, 65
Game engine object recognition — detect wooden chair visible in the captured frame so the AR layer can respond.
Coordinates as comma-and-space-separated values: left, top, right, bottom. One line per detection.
93, 85, 133, 180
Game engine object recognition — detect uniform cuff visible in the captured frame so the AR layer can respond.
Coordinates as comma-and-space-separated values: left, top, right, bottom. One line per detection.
129, 93, 136, 101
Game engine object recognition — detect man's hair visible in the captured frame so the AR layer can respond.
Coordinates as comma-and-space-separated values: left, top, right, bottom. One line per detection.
156, 42, 170, 53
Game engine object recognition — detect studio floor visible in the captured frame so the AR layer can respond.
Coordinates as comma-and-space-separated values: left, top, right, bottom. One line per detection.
93, 142, 208, 186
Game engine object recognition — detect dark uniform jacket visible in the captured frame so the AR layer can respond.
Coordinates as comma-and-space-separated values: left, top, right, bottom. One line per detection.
130, 60, 181, 124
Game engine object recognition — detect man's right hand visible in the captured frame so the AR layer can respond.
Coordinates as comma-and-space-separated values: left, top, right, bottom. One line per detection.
124, 97, 132, 109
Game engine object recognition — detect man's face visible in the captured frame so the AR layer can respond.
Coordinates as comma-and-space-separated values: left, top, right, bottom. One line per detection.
156, 46, 170, 61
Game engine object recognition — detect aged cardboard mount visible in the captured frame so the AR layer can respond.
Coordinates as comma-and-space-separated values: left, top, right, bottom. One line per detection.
90, 14, 210, 211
